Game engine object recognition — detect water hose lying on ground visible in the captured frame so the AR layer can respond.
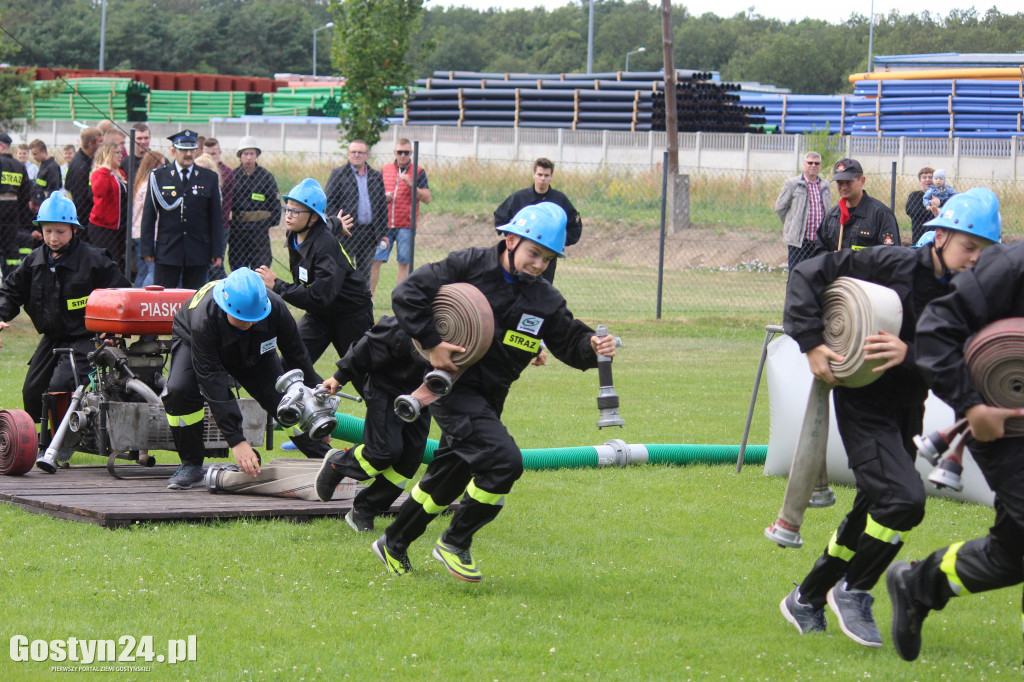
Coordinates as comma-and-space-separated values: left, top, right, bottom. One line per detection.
394, 283, 494, 422
206, 412, 770, 498
916, 317, 1024, 492
330, 411, 766, 468
765, 277, 903, 548
205, 458, 355, 500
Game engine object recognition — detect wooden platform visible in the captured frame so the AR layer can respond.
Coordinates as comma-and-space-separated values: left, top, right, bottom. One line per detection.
0, 465, 400, 529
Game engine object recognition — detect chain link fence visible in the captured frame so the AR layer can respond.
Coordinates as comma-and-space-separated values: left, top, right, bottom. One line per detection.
250, 150, 1024, 324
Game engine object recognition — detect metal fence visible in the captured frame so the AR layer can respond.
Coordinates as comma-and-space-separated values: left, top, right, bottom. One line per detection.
251, 149, 1023, 323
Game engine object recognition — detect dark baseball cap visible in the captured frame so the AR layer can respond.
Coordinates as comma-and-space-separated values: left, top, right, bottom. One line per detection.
0, 133, 12, 145
832, 158, 863, 181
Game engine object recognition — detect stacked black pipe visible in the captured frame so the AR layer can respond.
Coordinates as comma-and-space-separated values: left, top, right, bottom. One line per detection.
404, 70, 760, 132
651, 81, 764, 133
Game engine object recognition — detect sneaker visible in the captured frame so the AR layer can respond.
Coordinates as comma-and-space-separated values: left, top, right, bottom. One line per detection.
887, 561, 925, 661
827, 580, 883, 647
345, 508, 374, 533
372, 536, 412, 576
167, 463, 205, 490
432, 538, 482, 583
780, 587, 826, 634
314, 448, 347, 502
280, 440, 298, 451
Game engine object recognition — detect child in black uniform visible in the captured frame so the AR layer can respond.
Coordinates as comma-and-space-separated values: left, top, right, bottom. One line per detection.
0, 192, 128, 421
779, 188, 1001, 648
162, 267, 329, 490
368, 203, 617, 582
887, 192, 1024, 663
255, 177, 373, 363
315, 316, 432, 533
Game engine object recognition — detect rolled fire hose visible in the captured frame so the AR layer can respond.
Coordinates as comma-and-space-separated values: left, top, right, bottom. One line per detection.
766, 277, 903, 548
916, 317, 1024, 492
395, 282, 494, 422
964, 317, 1024, 437
0, 409, 39, 476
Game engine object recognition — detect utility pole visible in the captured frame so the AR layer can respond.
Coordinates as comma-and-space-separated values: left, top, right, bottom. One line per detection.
662, 0, 677, 177
99, 0, 108, 71
586, 0, 595, 74
661, 0, 688, 232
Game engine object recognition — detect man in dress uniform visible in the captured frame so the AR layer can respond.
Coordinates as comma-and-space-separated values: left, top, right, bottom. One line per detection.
140, 129, 224, 289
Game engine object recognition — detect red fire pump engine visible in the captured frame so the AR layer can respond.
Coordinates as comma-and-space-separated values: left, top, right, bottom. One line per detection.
0, 287, 269, 479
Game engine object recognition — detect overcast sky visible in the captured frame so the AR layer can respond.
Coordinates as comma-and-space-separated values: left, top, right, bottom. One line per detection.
431, 1, 995, 25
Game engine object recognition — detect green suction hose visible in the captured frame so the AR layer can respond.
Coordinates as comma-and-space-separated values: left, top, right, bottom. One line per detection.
329, 412, 766, 469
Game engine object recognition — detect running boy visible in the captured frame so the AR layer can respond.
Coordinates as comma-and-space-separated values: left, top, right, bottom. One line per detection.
315, 315, 432, 533
369, 202, 617, 582
886, 190, 1024, 663
778, 188, 1001, 647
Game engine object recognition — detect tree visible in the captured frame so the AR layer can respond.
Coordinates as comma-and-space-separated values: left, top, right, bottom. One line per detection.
0, 19, 60, 132
330, 0, 425, 147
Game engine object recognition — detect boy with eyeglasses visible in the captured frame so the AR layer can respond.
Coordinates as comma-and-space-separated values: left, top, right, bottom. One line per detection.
255, 178, 372, 365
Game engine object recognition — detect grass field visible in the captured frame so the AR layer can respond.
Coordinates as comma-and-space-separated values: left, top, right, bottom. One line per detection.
0, 304, 1016, 679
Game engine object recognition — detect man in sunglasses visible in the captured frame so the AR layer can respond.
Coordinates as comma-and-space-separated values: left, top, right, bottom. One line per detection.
372, 138, 431, 296
776, 151, 831, 274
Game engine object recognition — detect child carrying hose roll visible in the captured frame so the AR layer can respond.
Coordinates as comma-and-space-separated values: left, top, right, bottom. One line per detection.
776, 188, 1001, 650
888, 235, 1024, 663
364, 203, 616, 582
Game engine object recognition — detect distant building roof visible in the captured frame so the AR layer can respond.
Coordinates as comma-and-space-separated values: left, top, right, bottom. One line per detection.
874, 53, 1024, 70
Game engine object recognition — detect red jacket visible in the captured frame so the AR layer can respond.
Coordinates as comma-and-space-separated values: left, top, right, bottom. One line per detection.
89, 166, 126, 230
381, 162, 427, 229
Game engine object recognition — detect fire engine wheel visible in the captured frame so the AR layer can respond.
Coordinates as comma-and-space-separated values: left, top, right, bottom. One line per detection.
0, 409, 39, 476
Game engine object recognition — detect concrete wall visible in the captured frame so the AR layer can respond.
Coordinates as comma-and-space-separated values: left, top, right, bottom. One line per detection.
18, 119, 1024, 179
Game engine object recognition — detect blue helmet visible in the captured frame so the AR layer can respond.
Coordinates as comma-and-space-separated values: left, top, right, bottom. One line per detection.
924, 187, 1001, 244
33, 191, 81, 228
282, 178, 329, 225
911, 231, 936, 248
499, 202, 567, 257
212, 268, 271, 322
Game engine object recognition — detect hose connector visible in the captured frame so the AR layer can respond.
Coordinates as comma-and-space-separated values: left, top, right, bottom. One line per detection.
394, 394, 422, 423
928, 458, 964, 492
765, 518, 803, 549
595, 324, 624, 429
913, 418, 968, 466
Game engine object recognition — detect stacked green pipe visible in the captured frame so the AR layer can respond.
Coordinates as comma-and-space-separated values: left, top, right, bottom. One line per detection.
257, 88, 351, 117
27, 78, 150, 121
145, 90, 260, 122
328, 411, 767, 469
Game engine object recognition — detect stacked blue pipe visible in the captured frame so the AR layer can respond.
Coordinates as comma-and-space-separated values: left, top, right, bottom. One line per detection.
735, 92, 850, 134
405, 70, 760, 132
848, 79, 1024, 139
